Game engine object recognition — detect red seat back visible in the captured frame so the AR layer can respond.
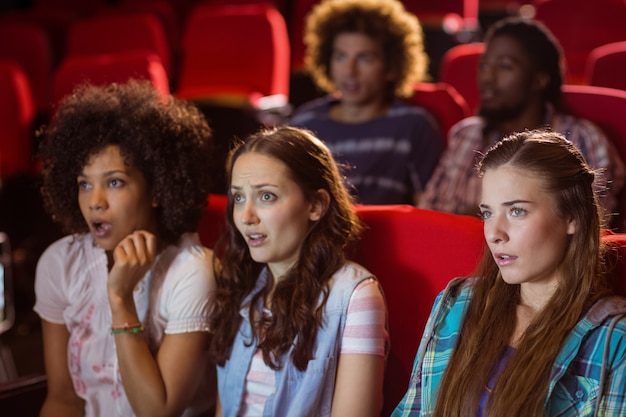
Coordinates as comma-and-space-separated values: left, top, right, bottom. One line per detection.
52, 51, 170, 105
66, 12, 171, 77
602, 232, 626, 297
405, 82, 471, 143
535, 0, 626, 84
560, 85, 626, 231
0, 61, 36, 178
584, 41, 626, 92
0, 22, 53, 115
439, 42, 483, 114
177, 3, 290, 106
350, 205, 484, 417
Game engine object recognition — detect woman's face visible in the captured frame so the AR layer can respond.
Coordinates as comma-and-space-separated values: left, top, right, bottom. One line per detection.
230, 152, 323, 279
77, 144, 158, 252
479, 165, 576, 293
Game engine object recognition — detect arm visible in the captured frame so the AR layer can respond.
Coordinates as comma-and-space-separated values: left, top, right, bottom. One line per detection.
108, 231, 213, 417
215, 395, 223, 417
39, 320, 85, 417
331, 279, 387, 417
597, 318, 626, 416
331, 353, 385, 417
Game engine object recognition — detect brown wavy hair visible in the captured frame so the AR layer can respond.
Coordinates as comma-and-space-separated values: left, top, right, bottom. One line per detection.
303, 0, 428, 98
433, 130, 612, 416
208, 126, 363, 371
37, 80, 213, 244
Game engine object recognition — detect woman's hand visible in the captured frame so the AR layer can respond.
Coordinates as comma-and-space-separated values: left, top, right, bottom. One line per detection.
107, 230, 157, 303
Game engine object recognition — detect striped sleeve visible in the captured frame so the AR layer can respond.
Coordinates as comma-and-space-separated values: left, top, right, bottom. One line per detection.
340, 278, 388, 356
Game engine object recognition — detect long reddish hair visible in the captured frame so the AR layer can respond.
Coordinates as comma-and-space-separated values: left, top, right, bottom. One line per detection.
208, 126, 362, 371
433, 130, 611, 416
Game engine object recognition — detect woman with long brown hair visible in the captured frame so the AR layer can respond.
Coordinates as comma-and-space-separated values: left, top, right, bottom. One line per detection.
208, 126, 388, 416
393, 129, 626, 416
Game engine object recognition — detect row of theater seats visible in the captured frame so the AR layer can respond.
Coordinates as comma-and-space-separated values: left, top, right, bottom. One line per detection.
2, 193, 626, 416
196, 194, 626, 417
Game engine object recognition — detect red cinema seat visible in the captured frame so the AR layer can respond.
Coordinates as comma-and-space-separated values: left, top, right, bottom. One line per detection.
66, 12, 172, 78
560, 85, 626, 231
439, 42, 483, 114
197, 194, 229, 250
0, 22, 53, 116
350, 205, 484, 417
0, 61, 36, 178
603, 232, 626, 297
535, 0, 626, 85
52, 51, 170, 105
176, 2, 290, 109
405, 82, 471, 143
584, 41, 626, 92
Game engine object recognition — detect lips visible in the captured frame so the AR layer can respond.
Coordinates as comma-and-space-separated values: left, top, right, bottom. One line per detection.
246, 232, 267, 248
91, 219, 112, 238
494, 252, 517, 266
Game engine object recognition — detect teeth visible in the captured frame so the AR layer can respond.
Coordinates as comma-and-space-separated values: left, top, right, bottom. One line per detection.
250, 234, 263, 239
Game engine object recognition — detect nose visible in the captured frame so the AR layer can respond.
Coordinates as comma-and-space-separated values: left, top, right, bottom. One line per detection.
239, 200, 259, 225
484, 214, 508, 244
478, 61, 494, 85
345, 56, 358, 76
89, 186, 107, 211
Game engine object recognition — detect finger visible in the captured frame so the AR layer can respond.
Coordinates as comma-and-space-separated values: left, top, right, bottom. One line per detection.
130, 231, 157, 263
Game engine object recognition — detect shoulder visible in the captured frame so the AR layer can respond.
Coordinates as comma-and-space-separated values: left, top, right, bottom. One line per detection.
289, 96, 335, 125
326, 263, 376, 300
553, 112, 607, 141
37, 234, 97, 271
162, 233, 215, 277
449, 116, 484, 137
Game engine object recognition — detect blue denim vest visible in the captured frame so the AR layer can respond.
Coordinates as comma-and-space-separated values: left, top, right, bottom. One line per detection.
217, 262, 375, 417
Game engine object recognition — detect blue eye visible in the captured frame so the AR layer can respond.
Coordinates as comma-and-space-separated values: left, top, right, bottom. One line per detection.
260, 192, 276, 202
510, 207, 527, 217
232, 193, 244, 204
479, 210, 493, 220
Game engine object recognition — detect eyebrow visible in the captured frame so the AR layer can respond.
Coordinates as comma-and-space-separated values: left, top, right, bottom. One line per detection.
78, 169, 127, 178
230, 183, 279, 191
479, 199, 532, 209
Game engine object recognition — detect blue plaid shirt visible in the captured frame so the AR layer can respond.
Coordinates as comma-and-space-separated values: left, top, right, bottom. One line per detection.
393, 278, 626, 417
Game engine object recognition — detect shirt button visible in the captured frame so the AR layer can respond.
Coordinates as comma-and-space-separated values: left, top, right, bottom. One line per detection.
576, 390, 584, 399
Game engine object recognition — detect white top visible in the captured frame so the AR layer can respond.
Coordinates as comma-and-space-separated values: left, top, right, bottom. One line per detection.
239, 278, 388, 416
34, 232, 216, 417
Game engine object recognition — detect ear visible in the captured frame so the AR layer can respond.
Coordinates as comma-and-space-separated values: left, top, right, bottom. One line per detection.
533, 71, 550, 92
566, 217, 577, 235
309, 189, 330, 222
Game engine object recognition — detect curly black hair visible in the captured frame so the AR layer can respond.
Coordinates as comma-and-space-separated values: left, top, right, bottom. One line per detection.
37, 80, 213, 244
304, 0, 428, 98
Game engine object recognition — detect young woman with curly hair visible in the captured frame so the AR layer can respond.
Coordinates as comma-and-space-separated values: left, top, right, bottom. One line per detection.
34, 80, 217, 417
290, 0, 443, 206
394, 130, 626, 417
209, 126, 389, 416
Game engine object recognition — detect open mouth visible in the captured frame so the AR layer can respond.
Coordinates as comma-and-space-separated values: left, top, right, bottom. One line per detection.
92, 220, 112, 237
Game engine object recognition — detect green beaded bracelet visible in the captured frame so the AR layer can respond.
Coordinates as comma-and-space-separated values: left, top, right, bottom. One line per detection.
110, 322, 145, 335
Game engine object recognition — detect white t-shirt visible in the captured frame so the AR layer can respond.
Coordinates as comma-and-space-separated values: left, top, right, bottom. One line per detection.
34, 232, 216, 417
